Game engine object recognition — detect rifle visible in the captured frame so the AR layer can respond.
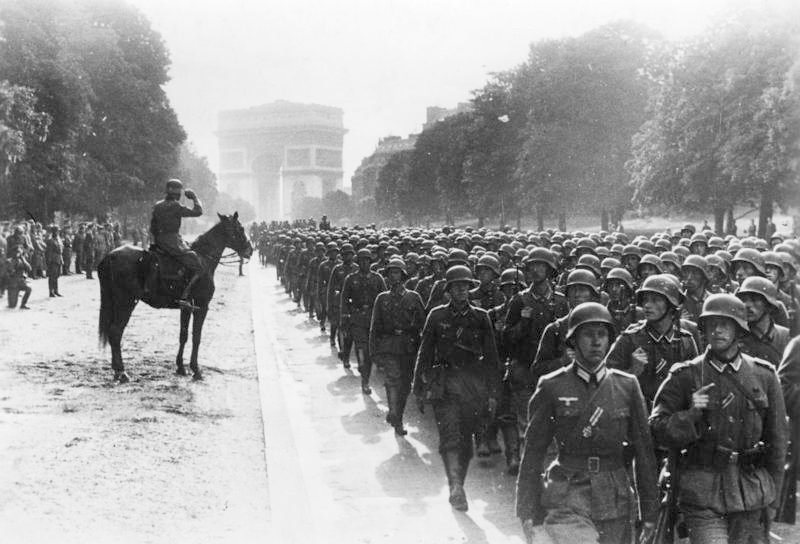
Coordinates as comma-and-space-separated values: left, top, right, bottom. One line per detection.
775, 434, 797, 524
648, 451, 679, 544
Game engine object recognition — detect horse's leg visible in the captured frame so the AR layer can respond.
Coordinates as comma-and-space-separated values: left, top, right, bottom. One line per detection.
176, 307, 191, 376
189, 305, 208, 381
110, 296, 136, 384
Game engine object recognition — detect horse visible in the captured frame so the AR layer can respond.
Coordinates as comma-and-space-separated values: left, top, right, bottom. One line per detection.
98, 212, 253, 383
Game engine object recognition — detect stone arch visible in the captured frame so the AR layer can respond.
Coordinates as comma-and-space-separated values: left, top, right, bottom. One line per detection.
251, 153, 283, 220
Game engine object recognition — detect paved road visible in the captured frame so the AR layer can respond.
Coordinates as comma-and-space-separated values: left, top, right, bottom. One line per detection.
251, 263, 526, 544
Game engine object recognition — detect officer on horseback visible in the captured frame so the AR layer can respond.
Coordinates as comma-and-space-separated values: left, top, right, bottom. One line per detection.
149, 179, 203, 307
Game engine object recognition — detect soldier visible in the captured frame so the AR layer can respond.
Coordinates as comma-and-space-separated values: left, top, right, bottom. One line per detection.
412, 265, 501, 511
650, 294, 787, 543
369, 258, 426, 435
681, 255, 712, 323
516, 302, 658, 544
735, 277, 790, 367
149, 179, 204, 306
530, 269, 601, 389
61, 225, 72, 275
30, 224, 45, 279
7, 246, 32, 309
425, 250, 470, 311
328, 243, 357, 366
606, 274, 699, 406
73, 224, 84, 274
468, 254, 505, 310
316, 242, 338, 336
415, 251, 445, 308
341, 248, 386, 394
504, 248, 568, 429
604, 267, 641, 331
83, 224, 95, 279
44, 226, 63, 297
305, 242, 325, 321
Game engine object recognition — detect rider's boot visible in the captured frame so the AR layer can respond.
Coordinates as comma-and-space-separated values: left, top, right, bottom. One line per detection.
178, 273, 201, 310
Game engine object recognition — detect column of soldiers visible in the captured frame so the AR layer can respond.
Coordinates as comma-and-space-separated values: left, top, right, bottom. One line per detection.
256, 221, 800, 543
1, 219, 132, 309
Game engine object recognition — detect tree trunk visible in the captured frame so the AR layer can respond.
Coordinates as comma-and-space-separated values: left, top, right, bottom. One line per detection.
725, 207, 736, 236
601, 209, 609, 232
713, 207, 725, 236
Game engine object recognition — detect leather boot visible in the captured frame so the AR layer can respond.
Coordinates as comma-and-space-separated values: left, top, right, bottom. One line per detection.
475, 429, 491, 458
385, 386, 407, 436
394, 387, 409, 436
385, 386, 397, 426
442, 450, 468, 511
459, 442, 472, 485
501, 423, 520, 476
486, 421, 502, 454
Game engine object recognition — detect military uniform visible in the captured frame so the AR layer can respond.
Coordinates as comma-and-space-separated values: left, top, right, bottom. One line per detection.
305, 253, 321, 319
61, 232, 72, 275
425, 278, 450, 312
317, 256, 337, 335
327, 260, 357, 361
606, 299, 641, 332
341, 269, 386, 390
415, 273, 441, 310
650, 352, 787, 543
150, 197, 203, 275
83, 228, 95, 278
72, 230, 84, 273
45, 234, 63, 296
413, 299, 501, 509
515, 363, 658, 543
468, 281, 505, 311
606, 319, 699, 405
738, 320, 790, 367
369, 283, 425, 431
683, 289, 712, 324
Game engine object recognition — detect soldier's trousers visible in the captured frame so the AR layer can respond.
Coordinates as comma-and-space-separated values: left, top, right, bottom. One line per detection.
62, 249, 71, 274
47, 265, 60, 294
316, 292, 327, 328
542, 509, 627, 544
74, 251, 83, 273
351, 326, 371, 380
432, 368, 490, 453
682, 505, 766, 544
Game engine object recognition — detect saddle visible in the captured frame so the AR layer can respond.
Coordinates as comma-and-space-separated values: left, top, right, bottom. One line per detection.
140, 245, 190, 307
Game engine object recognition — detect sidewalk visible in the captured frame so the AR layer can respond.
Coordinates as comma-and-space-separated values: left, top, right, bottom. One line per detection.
250, 263, 525, 544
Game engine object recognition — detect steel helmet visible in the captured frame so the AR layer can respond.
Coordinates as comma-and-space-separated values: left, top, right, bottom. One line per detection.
673, 246, 690, 260
708, 236, 725, 250
595, 246, 610, 258
755, 239, 769, 251
576, 254, 602, 278
447, 248, 469, 266
604, 267, 635, 291
500, 268, 526, 288
660, 252, 681, 269
638, 240, 656, 255
699, 294, 748, 332
565, 302, 617, 343
340, 243, 355, 255
475, 254, 501, 276
690, 233, 708, 246
736, 276, 779, 309
610, 243, 625, 257
637, 274, 684, 307
515, 248, 530, 261
655, 239, 672, 252
445, 265, 475, 287
417, 254, 431, 266
384, 257, 408, 278
498, 243, 515, 257
431, 250, 448, 264
780, 253, 797, 273
681, 255, 710, 280
523, 247, 558, 274
601, 257, 621, 271
576, 237, 598, 254
356, 248, 372, 261
566, 269, 600, 296
637, 254, 664, 274
325, 241, 339, 254
705, 255, 728, 277
732, 248, 766, 276
763, 251, 784, 275
774, 243, 794, 256
405, 252, 419, 264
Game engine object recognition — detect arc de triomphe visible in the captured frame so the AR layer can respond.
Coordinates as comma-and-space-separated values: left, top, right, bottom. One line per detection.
216, 101, 346, 220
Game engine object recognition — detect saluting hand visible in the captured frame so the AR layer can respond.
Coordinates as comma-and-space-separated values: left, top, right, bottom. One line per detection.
692, 383, 715, 410
184, 189, 197, 200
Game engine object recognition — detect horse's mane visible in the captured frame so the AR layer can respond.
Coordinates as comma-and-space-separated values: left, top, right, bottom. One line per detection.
190, 220, 225, 252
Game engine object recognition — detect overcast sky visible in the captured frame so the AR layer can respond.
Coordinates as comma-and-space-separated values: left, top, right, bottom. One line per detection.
131, 0, 754, 189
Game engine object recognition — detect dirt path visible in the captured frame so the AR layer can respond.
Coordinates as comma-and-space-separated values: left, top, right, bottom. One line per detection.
0, 265, 269, 544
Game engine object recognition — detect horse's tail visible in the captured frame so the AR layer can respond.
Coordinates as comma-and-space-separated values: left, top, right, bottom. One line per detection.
98, 254, 113, 347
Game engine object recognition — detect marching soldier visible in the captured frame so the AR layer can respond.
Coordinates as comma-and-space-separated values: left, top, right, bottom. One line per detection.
604, 267, 641, 331
516, 302, 658, 544
328, 243, 357, 366
340, 248, 386, 393
735, 277, 790, 367
305, 242, 325, 321
415, 251, 446, 309
681, 255, 712, 324
316, 242, 338, 336
606, 274, 699, 406
369, 257, 425, 435
413, 265, 501, 512
650, 294, 787, 543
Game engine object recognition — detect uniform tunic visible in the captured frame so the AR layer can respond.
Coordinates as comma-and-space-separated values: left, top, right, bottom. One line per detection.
738, 320, 790, 367
327, 261, 356, 328
369, 286, 426, 388
515, 363, 658, 542
341, 270, 386, 346
413, 302, 501, 452
650, 353, 787, 537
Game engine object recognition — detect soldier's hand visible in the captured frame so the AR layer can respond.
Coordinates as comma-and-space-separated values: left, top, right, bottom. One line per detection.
632, 346, 648, 366
521, 519, 536, 544
416, 396, 425, 414
520, 307, 533, 319
692, 383, 715, 410
638, 521, 655, 544
184, 189, 197, 200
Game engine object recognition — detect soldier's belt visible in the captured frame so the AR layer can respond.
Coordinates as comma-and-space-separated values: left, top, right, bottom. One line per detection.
557, 453, 625, 473
683, 443, 767, 470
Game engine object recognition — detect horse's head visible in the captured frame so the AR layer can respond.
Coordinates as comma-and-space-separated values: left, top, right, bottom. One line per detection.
217, 212, 253, 259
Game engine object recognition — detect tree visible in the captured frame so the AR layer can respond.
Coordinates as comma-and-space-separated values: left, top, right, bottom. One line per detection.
321, 190, 351, 223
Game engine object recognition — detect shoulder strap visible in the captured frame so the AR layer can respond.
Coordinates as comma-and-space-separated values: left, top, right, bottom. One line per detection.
716, 363, 760, 406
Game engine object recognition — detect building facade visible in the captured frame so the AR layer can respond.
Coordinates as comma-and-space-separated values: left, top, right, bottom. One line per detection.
216, 101, 346, 220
